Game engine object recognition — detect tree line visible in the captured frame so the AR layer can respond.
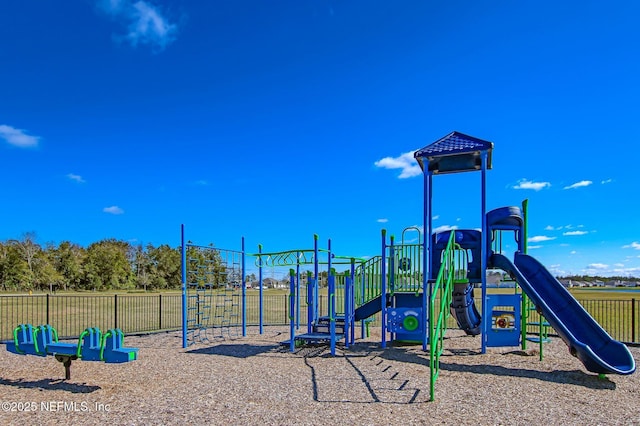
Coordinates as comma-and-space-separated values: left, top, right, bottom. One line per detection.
0, 232, 183, 292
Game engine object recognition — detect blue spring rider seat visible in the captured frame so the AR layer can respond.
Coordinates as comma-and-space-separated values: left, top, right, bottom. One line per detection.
6, 324, 44, 356
5, 324, 138, 380
79, 327, 104, 361
101, 328, 139, 363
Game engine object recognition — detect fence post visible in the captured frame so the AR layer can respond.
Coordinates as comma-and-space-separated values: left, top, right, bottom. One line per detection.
632, 298, 636, 343
159, 294, 163, 330
46, 294, 50, 325
114, 294, 118, 329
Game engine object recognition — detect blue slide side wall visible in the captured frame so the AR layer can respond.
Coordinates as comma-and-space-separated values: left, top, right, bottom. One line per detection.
491, 252, 635, 375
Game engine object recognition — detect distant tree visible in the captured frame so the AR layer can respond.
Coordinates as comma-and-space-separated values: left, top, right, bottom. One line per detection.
132, 244, 152, 291
0, 242, 29, 291
0, 236, 254, 293
83, 239, 134, 291
50, 241, 86, 290
33, 247, 64, 292
0, 243, 8, 291
11, 232, 41, 289
185, 243, 227, 288
146, 244, 181, 290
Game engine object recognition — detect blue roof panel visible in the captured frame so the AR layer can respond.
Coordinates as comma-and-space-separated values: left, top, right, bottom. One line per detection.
414, 131, 493, 174
415, 131, 493, 157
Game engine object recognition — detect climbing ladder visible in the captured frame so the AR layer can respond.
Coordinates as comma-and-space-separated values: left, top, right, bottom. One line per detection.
523, 294, 551, 359
183, 240, 244, 346
215, 286, 241, 339
187, 286, 213, 344
185, 247, 215, 345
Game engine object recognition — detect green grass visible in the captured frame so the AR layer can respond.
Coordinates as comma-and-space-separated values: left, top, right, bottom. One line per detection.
1, 287, 638, 343
482, 287, 639, 342
0, 293, 183, 341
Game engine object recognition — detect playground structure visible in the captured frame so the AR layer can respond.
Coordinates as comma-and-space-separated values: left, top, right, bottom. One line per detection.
6, 324, 138, 379
181, 229, 365, 354
180, 131, 635, 400
181, 232, 245, 347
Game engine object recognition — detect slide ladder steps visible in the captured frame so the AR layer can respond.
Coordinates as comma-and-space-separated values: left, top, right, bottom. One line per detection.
526, 318, 551, 343
313, 316, 347, 335
283, 316, 347, 345
524, 297, 551, 344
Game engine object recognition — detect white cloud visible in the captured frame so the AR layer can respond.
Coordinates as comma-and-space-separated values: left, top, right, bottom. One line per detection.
98, 0, 178, 51
587, 263, 608, 269
563, 230, 588, 236
570, 250, 577, 255
563, 180, 592, 190
528, 235, 556, 243
582, 263, 640, 277
433, 225, 458, 234
376, 218, 388, 223
103, 205, 124, 215
0, 125, 40, 147
432, 215, 439, 220
512, 179, 550, 191
527, 245, 542, 249
623, 242, 640, 250
544, 225, 555, 231
67, 173, 86, 183
374, 151, 422, 179
601, 179, 613, 184
548, 266, 567, 276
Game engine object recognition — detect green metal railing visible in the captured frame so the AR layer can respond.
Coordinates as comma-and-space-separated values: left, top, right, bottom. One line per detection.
354, 256, 383, 307
429, 231, 467, 401
389, 242, 423, 295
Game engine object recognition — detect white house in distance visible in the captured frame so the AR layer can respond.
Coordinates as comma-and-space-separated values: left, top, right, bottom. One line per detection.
248, 278, 288, 289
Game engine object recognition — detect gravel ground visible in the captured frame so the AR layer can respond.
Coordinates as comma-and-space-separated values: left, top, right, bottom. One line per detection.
1, 326, 638, 425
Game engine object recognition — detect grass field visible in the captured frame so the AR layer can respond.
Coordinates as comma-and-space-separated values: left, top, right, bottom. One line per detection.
1, 286, 638, 344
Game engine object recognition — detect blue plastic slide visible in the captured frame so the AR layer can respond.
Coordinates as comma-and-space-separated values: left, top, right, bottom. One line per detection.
491, 252, 636, 375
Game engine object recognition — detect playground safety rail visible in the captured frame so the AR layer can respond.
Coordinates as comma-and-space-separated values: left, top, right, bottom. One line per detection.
428, 231, 457, 401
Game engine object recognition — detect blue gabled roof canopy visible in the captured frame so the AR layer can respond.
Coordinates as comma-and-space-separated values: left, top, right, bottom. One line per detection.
414, 131, 493, 174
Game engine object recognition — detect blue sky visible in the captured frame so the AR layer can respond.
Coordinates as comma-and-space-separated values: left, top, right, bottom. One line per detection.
1, 1, 639, 277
